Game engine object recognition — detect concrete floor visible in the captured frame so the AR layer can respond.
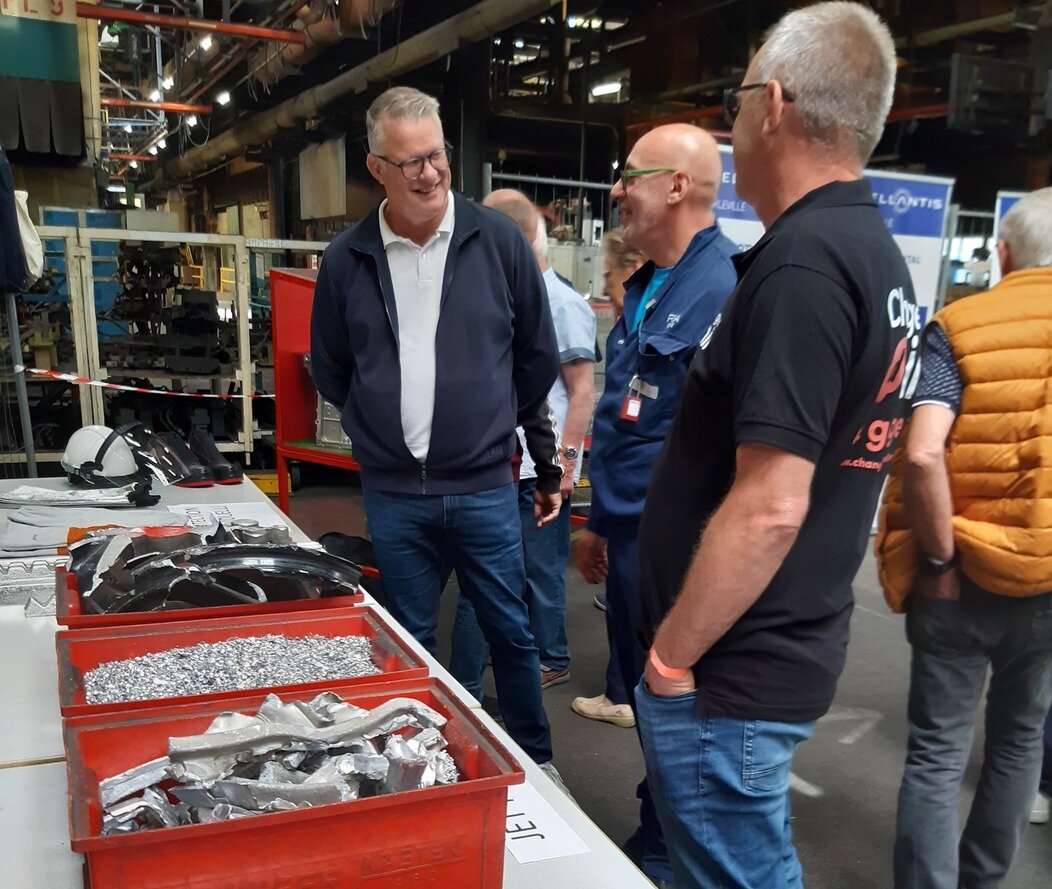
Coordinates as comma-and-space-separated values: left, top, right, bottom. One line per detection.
286, 472, 1051, 888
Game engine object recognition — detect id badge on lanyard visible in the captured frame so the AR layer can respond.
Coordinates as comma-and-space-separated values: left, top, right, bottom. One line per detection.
620, 375, 659, 422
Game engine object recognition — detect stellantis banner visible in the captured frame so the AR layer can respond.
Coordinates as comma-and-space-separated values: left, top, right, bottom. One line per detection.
715, 146, 954, 326
991, 190, 1026, 284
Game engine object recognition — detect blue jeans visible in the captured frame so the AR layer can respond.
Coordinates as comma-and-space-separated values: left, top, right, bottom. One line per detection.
449, 479, 572, 696
601, 520, 672, 883
894, 585, 1052, 889
362, 484, 552, 764
1043, 704, 1052, 797
636, 680, 816, 889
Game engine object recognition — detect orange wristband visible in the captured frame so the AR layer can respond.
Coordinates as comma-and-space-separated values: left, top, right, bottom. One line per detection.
648, 646, 691, 680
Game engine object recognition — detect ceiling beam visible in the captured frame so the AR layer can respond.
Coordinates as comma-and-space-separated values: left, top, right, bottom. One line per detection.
76, 4, 307, 43
148, 0, 562, 187
101, 98, 213, 114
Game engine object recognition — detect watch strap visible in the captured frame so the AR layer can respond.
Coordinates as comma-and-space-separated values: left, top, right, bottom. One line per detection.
920, 549, 958, 576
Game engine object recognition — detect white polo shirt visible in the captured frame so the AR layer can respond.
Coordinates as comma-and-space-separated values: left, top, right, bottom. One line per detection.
377, 196, 455, 463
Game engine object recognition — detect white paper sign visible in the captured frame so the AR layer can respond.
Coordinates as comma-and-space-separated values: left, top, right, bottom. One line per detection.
166, 503, 287, 529
505, 780, 589, 864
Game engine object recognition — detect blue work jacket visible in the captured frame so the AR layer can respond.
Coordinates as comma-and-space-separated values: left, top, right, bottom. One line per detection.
587, 224, 738, 533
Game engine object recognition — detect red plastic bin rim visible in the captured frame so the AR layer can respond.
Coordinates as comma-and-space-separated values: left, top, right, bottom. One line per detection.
64, 677, 526, 852
56, 604, 430, 717
54, 565, 364, 629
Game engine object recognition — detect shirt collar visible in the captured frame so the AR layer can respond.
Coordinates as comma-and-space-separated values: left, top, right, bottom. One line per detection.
733, 179, 874, 274
377, 194, 455, 248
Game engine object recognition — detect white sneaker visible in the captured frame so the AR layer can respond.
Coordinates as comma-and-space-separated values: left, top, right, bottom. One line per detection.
1031, 792, 1050, 825
571, 693, 635, 728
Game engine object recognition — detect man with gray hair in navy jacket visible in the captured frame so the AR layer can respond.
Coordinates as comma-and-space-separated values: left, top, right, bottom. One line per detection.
310, 86, 563, 772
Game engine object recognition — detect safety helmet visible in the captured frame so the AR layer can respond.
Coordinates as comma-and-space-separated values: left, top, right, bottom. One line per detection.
61, 425, 141, 487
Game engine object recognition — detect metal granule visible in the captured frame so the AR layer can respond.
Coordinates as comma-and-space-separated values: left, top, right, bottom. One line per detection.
84, 634, 381, 704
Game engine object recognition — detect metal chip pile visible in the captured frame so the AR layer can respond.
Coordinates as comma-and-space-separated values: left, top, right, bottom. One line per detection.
84, 634, 381, 704
100, 693, 460, 835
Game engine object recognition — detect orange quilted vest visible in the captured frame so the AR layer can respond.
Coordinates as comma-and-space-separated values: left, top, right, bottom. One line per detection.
876, 267, 1052, 612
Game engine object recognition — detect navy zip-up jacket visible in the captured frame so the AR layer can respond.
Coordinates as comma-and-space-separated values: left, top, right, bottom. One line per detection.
310, 192, 562, 496
587, 224, 738, 533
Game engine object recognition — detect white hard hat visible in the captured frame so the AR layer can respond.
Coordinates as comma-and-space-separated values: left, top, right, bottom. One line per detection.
61, 425, 140, 486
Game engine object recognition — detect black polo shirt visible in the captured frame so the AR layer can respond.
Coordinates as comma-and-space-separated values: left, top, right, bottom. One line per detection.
638, 179, 919, 723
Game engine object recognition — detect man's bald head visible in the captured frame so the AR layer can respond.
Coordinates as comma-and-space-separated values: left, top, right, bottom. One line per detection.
483, 189, 539, 244
631, 124, 721, 209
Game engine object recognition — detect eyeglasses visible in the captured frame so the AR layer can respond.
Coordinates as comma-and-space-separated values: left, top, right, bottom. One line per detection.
722, 82, 796, 126
619, 167, 677, 187
373, 143, 453, 180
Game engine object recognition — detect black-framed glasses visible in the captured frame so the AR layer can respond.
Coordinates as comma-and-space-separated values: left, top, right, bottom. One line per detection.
373, 143, 453, 180
722, 82, 796, 126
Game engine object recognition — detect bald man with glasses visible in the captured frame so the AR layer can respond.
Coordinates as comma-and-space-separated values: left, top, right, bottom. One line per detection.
573, 122, 738, 888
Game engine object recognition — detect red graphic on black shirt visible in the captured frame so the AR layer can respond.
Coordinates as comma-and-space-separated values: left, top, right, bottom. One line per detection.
875, 337, 908, 404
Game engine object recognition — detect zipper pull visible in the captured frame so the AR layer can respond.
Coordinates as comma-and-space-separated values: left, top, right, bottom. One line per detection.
419, 463, 427, 493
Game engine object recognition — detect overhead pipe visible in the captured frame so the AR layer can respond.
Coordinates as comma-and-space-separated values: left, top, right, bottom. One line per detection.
101, 97, 213, 114
105, 153, 158, 161
148, 0, 561, 188
76, 3, 307, 43
250, 0, 401, 88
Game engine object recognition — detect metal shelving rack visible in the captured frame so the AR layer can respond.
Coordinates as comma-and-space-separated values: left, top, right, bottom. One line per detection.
75, 228, 255, 456
0, 225, 96, 465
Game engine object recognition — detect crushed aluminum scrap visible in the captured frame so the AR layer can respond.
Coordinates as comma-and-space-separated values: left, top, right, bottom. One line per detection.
84, 634, 381, 705
100, 693, 460, 835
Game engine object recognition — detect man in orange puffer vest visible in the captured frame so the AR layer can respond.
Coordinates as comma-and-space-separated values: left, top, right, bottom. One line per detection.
876, 186, 1052, 889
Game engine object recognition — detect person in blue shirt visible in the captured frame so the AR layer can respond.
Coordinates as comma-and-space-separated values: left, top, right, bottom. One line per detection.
449, 189, 597, 699
572, 123, 738, 888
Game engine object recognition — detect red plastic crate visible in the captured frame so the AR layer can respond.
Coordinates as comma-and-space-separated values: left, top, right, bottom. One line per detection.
65, 678, 523, 889
57, 605, 429, 718
55, 565, 363, 630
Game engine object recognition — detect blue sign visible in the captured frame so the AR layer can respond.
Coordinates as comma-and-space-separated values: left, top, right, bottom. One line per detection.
995, 191, 1024, 224
866, 173, 953, 237
715, 147, 953, 237
715, 148, 760, 223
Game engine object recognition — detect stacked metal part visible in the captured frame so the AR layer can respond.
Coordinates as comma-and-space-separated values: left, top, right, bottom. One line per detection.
100, 693, 460, 834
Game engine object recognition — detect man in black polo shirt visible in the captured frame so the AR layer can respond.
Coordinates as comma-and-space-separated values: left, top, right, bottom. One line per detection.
634, 4, 918, 887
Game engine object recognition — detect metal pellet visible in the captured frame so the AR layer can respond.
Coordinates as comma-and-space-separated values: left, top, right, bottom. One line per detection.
84, 634, 381, 704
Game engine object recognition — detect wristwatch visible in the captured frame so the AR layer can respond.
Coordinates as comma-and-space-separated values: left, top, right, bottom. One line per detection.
560, 445, 579, 461
919, 549, 958, 576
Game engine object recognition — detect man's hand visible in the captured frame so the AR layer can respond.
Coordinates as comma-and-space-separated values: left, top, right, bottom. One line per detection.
533, 489, 562, 528
643, 656, 697, 698
558, 456, 576, 500
574, 528, 608, 583
915, 566, 961, 602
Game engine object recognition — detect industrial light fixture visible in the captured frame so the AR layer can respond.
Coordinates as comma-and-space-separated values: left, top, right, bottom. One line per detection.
162, 75, 174, 91
148, 145, 158, 155
568, 15, 578, 27
493, 37, 501, 45
129, 160, 138, 169
106, 185, 126, 193
216, 91, 231, 106
123, 123, 133, 133
149, 89, 161, 102
514, 39, 525, 48
591, 81, 622, 97
612, 159, 620, 170
199, 35, 213, 52
186, 114, 198, 127
158, 137, 167, 149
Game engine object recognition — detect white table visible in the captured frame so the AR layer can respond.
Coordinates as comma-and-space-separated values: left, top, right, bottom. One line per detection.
0, 477, 652, 888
